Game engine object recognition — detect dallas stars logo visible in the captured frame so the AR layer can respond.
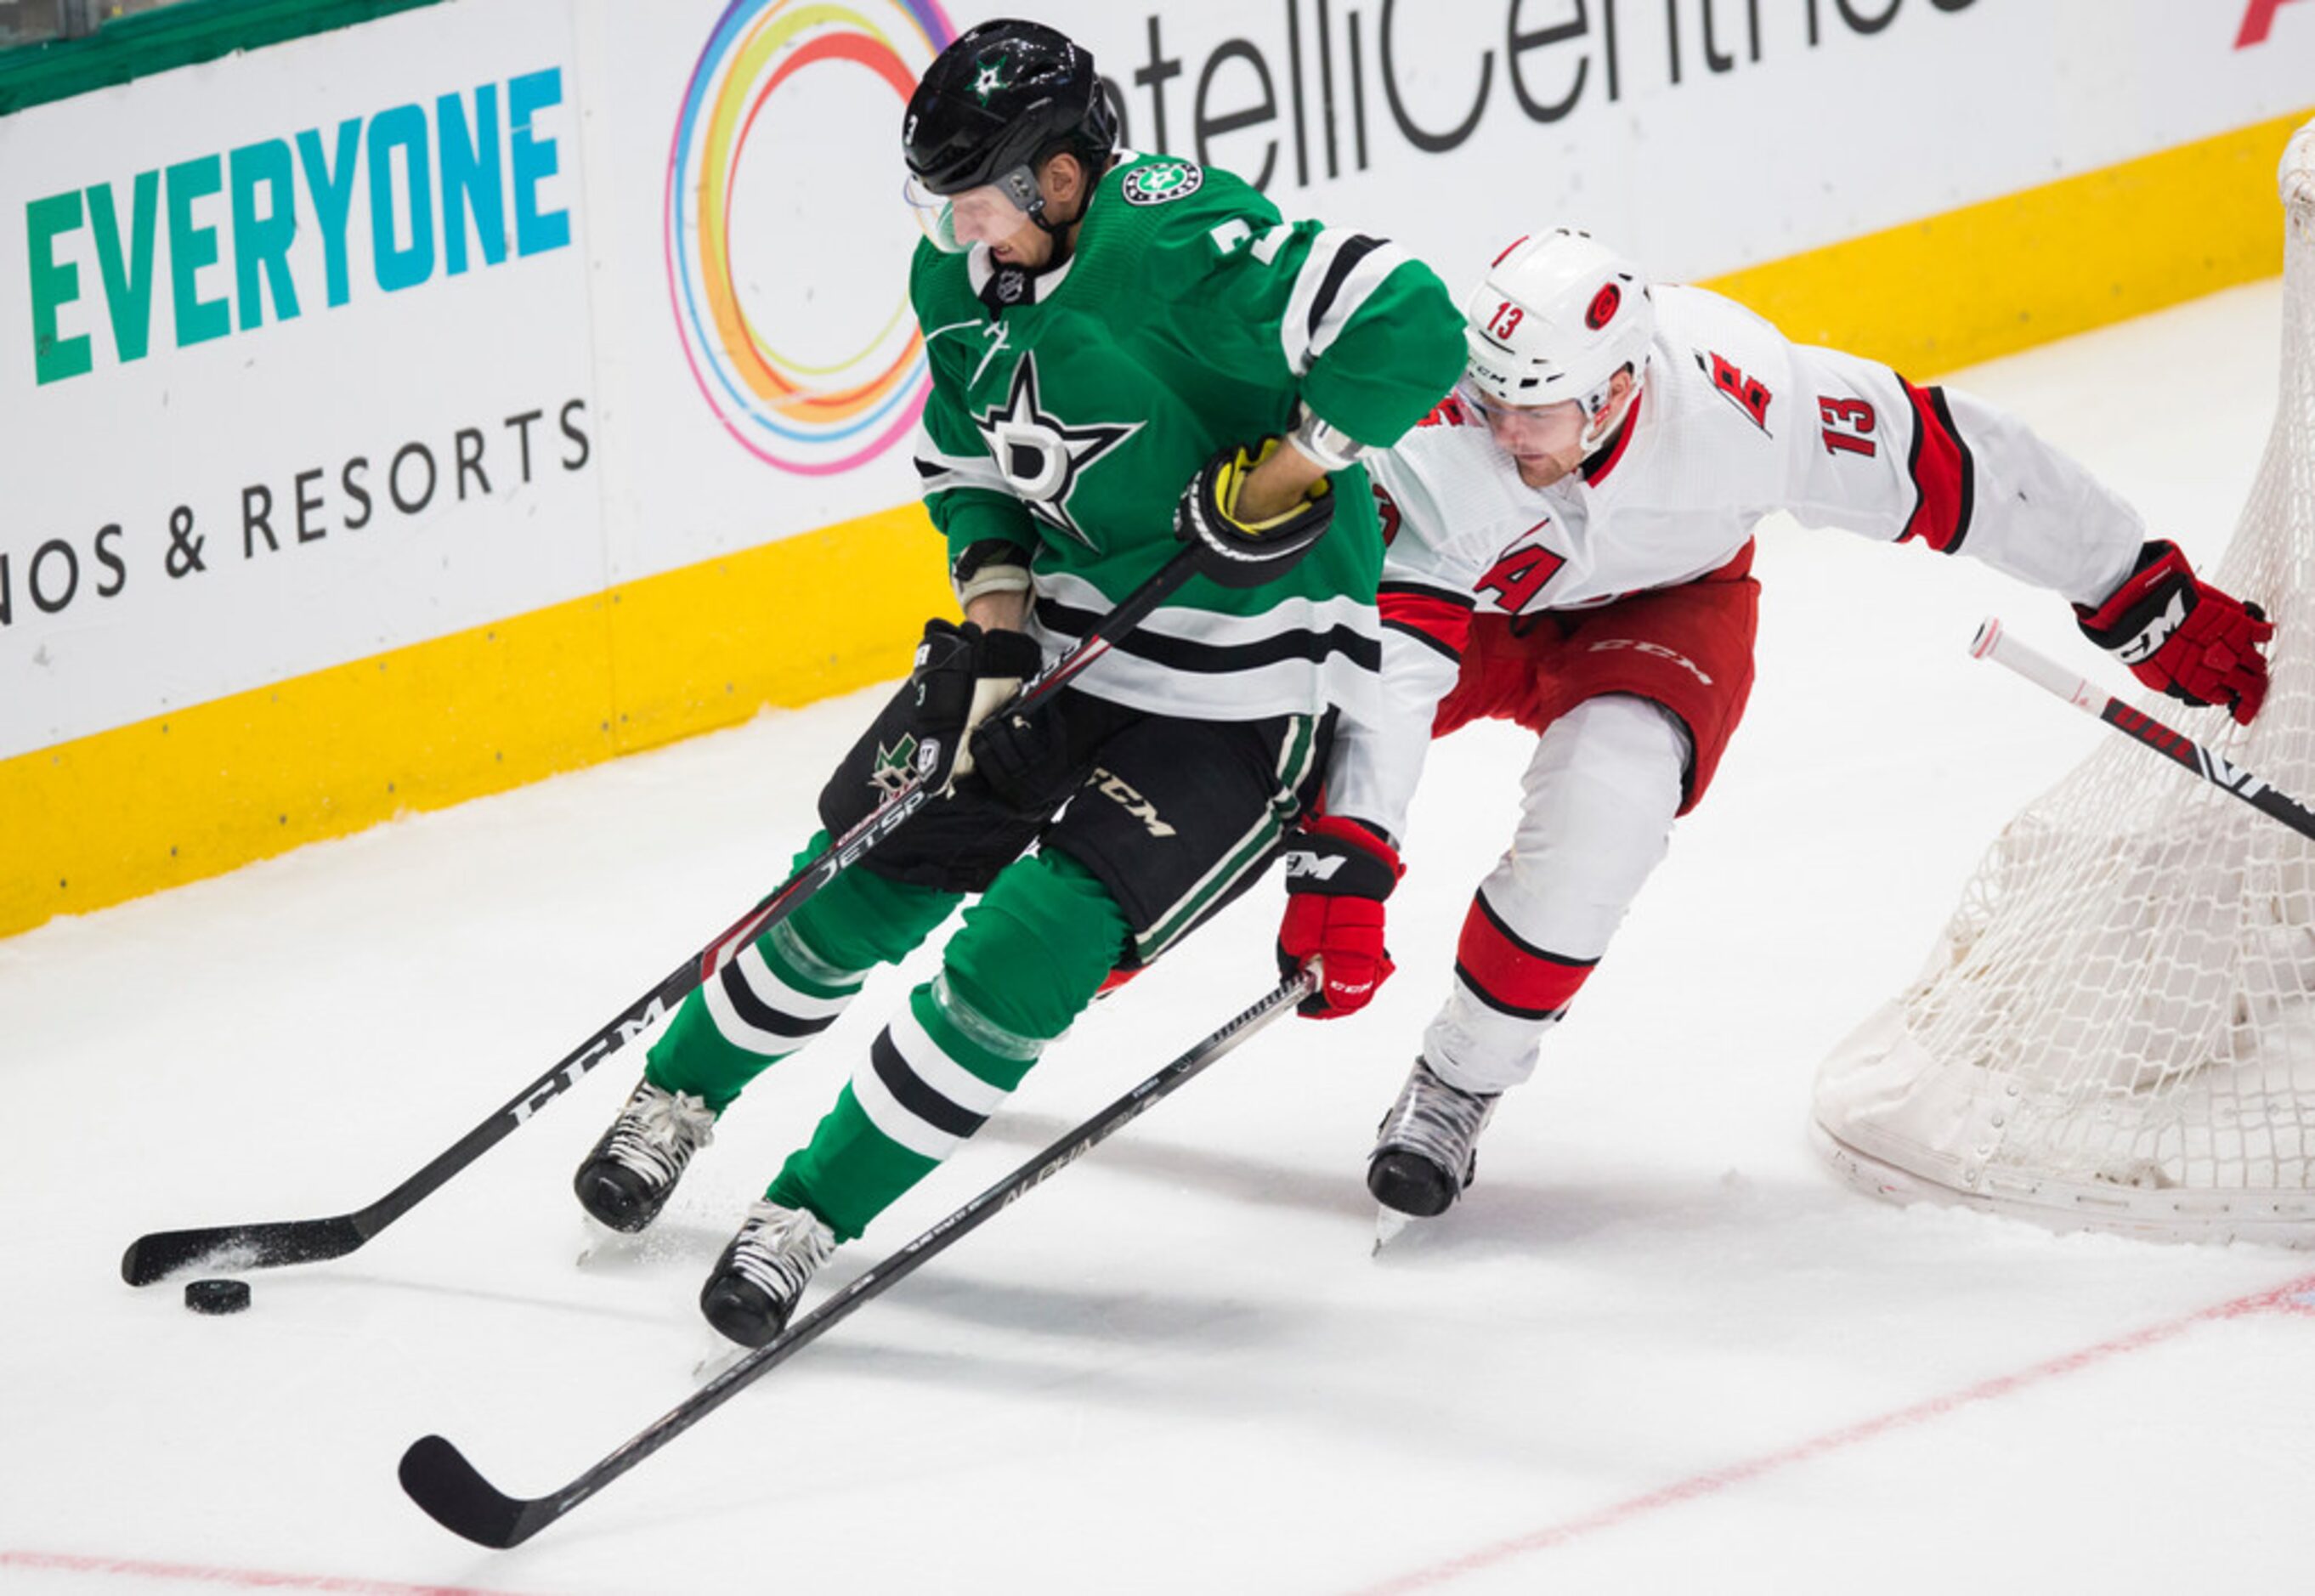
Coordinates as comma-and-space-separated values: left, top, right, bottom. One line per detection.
971, 53, 1010, 105
870, 735, 920, 796
974, 354, 1141, 551
1120, 161, 1204, 207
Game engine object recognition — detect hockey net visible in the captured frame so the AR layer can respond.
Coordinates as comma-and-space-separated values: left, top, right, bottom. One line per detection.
1811, 121, 2315, 1245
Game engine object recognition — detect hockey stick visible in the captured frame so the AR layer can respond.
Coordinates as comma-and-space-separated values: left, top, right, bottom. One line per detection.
1971, 616, 2315, 841
399, 969, 1316, 1548
120, 549, 1206, 1288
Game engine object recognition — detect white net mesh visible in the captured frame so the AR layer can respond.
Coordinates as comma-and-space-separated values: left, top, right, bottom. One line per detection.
1811, 122, 2315, 1244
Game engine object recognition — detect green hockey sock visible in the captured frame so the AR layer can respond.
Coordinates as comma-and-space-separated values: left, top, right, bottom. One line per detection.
766, 847, 1129, 1239
644, 832, 961, 1112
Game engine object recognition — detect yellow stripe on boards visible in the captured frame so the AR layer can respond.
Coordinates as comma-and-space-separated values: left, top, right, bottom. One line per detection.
0, 502, 948, 938
5, 109, 2309, 940
1703, 108, 2312, 376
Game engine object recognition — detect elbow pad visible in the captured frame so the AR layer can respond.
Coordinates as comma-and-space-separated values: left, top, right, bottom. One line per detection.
1288, 404, 1365, 473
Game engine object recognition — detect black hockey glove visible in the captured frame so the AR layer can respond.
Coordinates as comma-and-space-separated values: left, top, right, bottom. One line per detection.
966, 698, 1083, 818
911, 619, 1044, 793
1174, 438, 1335, 589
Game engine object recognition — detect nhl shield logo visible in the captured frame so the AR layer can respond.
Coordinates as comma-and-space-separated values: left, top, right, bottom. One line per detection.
1120, 161, 1204, 207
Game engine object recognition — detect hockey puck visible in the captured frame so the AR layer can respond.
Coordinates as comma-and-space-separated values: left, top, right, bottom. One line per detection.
184, 1278, 251, 1316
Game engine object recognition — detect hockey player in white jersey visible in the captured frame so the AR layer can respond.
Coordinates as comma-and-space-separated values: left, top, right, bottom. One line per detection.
1273, 228, 2276, 1222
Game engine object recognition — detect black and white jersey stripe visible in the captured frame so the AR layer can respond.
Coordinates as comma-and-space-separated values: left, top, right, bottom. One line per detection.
1030, 569, 1381, 723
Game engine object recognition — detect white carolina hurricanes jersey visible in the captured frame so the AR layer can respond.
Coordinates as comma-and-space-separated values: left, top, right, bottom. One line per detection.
1331, 284, 2150, 838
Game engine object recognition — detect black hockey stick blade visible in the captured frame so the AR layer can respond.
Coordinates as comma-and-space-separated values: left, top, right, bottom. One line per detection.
399, 1435, 549, 1548
398, 971, 1313, 1548
122, 1215, 367, 1287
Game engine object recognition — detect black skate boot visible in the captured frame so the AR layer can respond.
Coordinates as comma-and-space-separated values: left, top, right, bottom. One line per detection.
573, 1078, 717, 1233
1367, 1056, 1500, 1218
699, 1200, 838, 1348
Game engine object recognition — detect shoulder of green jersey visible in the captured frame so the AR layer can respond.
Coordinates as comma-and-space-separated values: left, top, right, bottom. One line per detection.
1117, 155, 1206, 207
1281, 229, 1414, 376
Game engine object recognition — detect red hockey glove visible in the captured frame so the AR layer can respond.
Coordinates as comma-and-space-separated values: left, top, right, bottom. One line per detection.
1276, 814, 1404, 1018
2074, 540, 2273, 726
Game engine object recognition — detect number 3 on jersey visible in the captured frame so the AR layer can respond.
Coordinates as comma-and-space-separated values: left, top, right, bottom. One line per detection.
1477, 540, 1565, 612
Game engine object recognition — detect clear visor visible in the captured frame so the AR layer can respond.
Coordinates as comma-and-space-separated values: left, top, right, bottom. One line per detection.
905, 168, 1040, 254
1456, 376, 1577, 440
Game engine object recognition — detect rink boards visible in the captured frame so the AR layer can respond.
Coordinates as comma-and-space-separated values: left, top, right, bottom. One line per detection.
1, 0, 2309, 936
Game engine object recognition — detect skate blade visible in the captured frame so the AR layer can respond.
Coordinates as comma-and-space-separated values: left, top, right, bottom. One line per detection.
1373, 1207, 1413, 1255
692, 1333, 750, 1384
575, 1218, 629, 1269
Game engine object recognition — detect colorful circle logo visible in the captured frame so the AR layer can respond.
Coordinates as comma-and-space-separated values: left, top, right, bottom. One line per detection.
666, 1, 956, 478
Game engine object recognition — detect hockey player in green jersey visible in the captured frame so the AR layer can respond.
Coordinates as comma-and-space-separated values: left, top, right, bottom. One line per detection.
571, 18, 1465, 1347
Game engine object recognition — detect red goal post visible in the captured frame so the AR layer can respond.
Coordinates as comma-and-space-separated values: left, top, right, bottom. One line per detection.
1811, 119, 2315, 1245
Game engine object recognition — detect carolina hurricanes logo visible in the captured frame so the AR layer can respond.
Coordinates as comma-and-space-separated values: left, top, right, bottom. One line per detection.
1585, 283, 1622, 330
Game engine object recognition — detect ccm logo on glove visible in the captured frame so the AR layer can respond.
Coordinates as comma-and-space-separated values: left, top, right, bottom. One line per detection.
2075, 540, 2272, 726
1276, 814, 1404, 1018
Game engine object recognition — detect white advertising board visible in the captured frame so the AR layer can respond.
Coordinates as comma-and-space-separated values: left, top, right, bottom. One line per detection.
5, 0, 2309, 762
585, 0, 2312, 581
0, 0, 599, 761
575, 0, 947, 585
1010, 0, 2313, 283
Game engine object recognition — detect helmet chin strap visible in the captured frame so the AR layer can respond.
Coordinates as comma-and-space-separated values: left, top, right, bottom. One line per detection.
1576, 378, 1639, 456
1027, 212, 1069, 273
1027, 201, 1078, 273
1021, 153, 1111, 274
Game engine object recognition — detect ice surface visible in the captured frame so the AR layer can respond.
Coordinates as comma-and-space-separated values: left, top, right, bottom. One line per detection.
5, 280, 2312, 1594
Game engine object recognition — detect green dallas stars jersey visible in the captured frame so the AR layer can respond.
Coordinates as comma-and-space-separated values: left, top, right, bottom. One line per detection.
909, 150, 1465, 723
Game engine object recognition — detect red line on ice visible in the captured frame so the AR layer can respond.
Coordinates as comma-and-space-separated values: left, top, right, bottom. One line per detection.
1348, 1270, 2315, 1595
0, 1549, 544, 1594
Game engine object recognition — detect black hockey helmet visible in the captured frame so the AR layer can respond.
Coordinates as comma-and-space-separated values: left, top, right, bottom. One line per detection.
902, 20, 1118, 204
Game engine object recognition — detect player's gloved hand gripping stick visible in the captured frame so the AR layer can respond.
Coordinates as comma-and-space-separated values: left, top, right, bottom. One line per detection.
2070, 538, 2272, 725
1276, 814, 1403, 1016
1174, 437, 1337, 587
906, 617, 1045, 794
1974, 615, 2315, 841
118, 546, 1208, 1288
